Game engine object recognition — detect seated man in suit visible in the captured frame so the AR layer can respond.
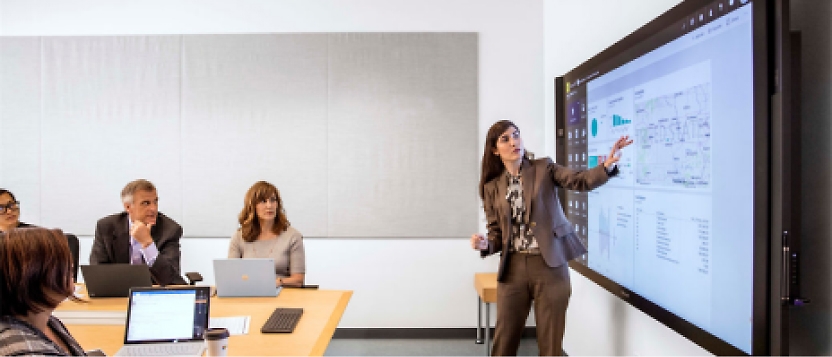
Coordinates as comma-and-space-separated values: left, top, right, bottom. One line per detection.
90, 179, 187, 286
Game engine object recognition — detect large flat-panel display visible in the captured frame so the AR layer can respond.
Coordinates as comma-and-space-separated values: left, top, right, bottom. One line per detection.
556, 0, 774, 354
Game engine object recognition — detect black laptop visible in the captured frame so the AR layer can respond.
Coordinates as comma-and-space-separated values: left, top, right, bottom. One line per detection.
80, 264, 153, 298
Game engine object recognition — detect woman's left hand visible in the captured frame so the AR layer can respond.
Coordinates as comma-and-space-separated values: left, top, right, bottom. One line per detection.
604, 135, 633, 168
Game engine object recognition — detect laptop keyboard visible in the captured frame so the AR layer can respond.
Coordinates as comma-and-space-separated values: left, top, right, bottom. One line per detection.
117, 342, 205, 356
261, 307, 303, 333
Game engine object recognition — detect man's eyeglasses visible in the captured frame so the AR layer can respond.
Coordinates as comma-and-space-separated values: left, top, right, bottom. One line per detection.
0, 202, 20, 214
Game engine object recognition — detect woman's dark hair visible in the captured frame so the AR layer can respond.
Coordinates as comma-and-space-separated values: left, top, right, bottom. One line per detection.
0, 228, 77, 316
478, 120, 533, 199
238, 181, 290, 242
0, 189, 17, 202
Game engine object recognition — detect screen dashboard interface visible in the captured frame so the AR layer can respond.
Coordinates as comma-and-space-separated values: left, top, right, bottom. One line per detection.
562, 0, 754, 353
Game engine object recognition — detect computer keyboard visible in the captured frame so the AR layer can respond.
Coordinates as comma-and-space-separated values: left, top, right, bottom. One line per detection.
261, 307, 304, 333
116, 342, 205, 356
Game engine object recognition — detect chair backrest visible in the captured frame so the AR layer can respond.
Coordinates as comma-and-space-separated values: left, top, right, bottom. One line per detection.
65, 233, 80, 281
15, 223, 79, 281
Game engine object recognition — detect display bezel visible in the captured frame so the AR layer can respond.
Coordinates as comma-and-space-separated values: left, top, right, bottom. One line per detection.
554, 0, 772, 355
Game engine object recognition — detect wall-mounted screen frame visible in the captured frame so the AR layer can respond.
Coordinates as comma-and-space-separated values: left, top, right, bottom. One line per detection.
554, 0, 788, 354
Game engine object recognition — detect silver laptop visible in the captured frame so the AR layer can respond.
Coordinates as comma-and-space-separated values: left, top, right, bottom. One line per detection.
115, 286, 211, 356
213, 258, 282, 297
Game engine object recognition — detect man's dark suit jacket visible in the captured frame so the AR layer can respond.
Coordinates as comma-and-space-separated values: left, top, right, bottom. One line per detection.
89, 212, 187, 286
481, 157, 617, 282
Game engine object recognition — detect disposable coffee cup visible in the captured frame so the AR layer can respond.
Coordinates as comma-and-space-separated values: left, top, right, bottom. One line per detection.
204, 328, 230, 356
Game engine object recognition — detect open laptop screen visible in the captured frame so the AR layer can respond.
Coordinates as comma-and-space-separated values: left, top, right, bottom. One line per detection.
124, 287, 211, 344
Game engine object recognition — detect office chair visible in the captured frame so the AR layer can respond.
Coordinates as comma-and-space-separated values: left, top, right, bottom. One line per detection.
65, 233, 80, 281
185, 272, 203, 285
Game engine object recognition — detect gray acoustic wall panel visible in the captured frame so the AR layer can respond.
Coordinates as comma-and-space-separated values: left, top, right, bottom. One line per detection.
180, 34, 329, 238
0, 37, 42, 225
326, 33, 478, 237
40, 37, 183, 236
1, 33, 477, 238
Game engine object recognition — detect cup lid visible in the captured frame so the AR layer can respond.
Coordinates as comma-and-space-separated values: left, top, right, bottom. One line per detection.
204, 328, 230, 340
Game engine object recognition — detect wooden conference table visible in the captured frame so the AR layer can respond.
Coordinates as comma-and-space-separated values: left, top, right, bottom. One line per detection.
56, 285, 353, 356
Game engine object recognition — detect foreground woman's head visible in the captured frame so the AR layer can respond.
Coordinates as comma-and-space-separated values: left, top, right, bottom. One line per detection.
0, 228, 75, 317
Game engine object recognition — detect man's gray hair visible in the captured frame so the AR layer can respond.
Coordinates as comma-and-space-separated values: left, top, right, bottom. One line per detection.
121, 179, 156, 204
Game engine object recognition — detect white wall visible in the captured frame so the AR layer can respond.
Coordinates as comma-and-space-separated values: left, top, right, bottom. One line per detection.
543, 0, 832, 355
2, 0, 544, 329
544, 0, 711, 355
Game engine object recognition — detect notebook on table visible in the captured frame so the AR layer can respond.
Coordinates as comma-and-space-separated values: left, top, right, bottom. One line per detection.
114, 286, 211, 356
213, 258, 282, 297
80, 264, 153, 298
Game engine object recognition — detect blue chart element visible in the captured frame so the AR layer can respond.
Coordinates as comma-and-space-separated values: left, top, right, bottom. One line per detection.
612, 114, 631, 126
588, 155, 598, 168
591, 118, 598, 137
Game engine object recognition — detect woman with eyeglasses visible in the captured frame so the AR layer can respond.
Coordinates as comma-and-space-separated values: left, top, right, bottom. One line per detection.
228, 181, 306, 287
0, 189, 81, 282
0, 189, 31, 233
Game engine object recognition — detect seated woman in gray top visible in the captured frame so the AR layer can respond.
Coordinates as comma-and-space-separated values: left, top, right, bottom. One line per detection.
228, 181, 305, 287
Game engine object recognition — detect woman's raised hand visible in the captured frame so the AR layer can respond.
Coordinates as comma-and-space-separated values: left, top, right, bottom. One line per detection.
604, 135, 634, 168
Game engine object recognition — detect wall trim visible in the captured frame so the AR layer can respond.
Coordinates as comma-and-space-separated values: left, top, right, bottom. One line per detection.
332, 327, 538, 339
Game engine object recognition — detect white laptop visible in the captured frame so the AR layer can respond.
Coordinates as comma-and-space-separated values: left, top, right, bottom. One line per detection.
213, 258, 282, 297
115, 286, 211, 356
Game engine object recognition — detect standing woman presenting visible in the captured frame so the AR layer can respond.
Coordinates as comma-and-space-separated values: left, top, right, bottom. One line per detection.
471, 120, 631, 356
